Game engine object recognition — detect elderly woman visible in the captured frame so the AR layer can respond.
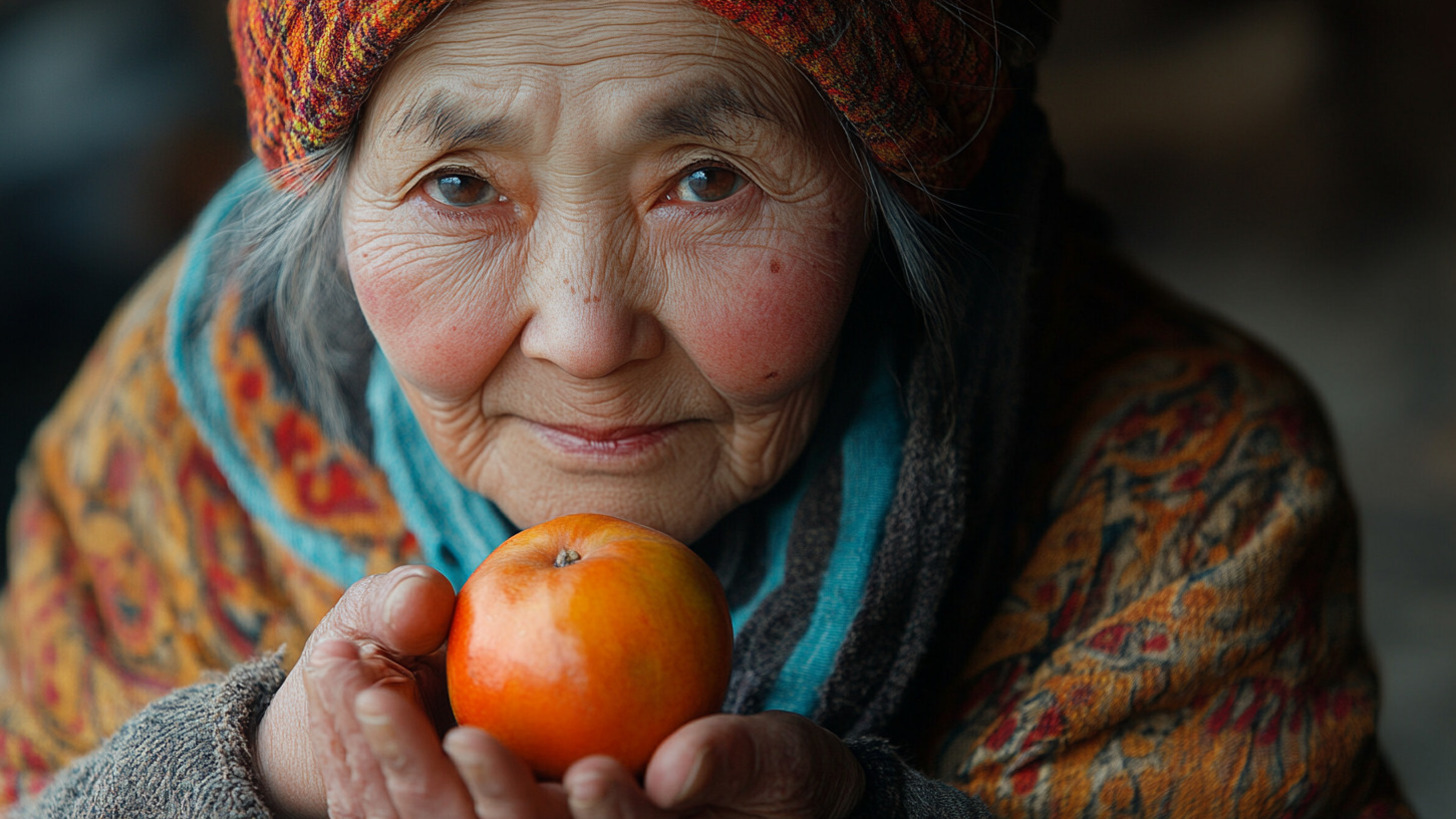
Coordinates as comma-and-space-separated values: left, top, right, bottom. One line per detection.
0, 0, 1414, 816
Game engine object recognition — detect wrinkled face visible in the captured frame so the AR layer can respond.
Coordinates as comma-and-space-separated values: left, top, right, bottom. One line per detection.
343, 0, 870, 544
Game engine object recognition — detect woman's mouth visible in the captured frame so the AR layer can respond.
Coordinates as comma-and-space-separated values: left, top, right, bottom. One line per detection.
528, 422, 679, 459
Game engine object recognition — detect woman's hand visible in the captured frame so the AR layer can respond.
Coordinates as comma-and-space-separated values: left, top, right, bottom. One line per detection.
254, 564, 465, 817
253, 565, 864, 819
364, 706, 865, 819
562, 710, 867, 819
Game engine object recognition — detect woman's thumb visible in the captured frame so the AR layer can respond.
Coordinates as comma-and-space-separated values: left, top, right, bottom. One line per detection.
325, 565, 457, 657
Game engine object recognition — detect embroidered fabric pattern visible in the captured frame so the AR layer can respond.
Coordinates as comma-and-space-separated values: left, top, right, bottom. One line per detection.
930, 294, 1411, 817
0, 255, 429, 803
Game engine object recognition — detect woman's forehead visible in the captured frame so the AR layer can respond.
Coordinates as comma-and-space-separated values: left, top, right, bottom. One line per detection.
381, 79, 804, 157
371, 0, 822, 136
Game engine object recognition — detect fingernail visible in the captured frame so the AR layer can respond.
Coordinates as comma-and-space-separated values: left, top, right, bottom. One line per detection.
385, 568, 429, 632
442, 730, 485, 766
568, 772, 611, 808
444, 730, 509, 801
675, 748, 711, 804
356, 693, 404, 769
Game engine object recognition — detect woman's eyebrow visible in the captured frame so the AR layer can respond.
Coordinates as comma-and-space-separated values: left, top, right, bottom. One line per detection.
391, 91, 525, 151
389, 83, 791, 150
633, 83, 790, 143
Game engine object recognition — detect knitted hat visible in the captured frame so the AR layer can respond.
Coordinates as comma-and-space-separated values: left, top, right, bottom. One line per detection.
229, 0, 1046, 192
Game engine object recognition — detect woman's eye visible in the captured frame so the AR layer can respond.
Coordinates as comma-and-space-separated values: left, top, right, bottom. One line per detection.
669, 166, 745, 203
425, 171, 498, 208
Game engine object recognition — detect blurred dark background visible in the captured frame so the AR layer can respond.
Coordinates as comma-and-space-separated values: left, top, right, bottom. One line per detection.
1, 0, 1452, 813
0, 0, 245, 538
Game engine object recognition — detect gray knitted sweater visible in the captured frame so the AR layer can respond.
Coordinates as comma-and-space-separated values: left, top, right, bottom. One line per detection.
9, 653, 989, 818
9, 657, 283, 818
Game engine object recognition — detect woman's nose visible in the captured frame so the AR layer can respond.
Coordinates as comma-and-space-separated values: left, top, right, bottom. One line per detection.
517, 253, 665, 380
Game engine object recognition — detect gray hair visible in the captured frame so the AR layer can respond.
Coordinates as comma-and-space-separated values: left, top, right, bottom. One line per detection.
206, 136, 373, 447
210, 133, 964, 450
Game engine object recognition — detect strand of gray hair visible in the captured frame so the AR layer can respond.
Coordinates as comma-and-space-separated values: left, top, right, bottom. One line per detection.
205, 137, 375, 449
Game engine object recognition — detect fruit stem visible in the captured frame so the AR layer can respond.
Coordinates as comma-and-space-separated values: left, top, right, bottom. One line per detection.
554, 547, 582, 568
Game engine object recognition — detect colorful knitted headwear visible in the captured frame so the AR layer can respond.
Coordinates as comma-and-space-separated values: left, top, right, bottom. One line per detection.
229, 0, 1030, 192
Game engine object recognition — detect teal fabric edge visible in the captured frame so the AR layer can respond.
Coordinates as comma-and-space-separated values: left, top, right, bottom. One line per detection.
366, 352, 516, 590
164, 160, 369, 590
729, 479, 805, 637
761, 344, 907, 715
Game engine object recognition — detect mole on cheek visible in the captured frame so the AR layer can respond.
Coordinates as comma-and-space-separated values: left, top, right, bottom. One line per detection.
770, 259, 782, 275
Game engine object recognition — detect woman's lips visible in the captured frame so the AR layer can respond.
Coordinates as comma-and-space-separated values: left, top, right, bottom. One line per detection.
529, 422, 678, 458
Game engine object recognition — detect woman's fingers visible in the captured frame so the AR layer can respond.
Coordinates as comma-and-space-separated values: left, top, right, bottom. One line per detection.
444, 726, 572, 819
355, 685, 483, 818
563, 756, 670, 819
312, 643, 574, 819
323, 565, 458, 657
304, 639, 405, 818
643, 711, 865, 819
256, 566, 458, 816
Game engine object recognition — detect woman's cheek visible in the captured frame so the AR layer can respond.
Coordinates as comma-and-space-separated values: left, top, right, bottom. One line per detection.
679, 238, 858, 403
348, 232, 520, 400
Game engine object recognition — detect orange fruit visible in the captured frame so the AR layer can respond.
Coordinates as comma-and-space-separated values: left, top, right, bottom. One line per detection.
446, 513, 733, 779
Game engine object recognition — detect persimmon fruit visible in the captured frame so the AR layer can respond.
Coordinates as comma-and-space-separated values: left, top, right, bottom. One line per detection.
445, 513, 734, 779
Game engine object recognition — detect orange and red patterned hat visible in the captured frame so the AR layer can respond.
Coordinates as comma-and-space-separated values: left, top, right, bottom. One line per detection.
228, 0, 1034, 193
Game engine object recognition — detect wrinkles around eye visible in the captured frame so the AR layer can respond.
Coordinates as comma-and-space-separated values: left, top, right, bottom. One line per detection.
349, 221, 496, 272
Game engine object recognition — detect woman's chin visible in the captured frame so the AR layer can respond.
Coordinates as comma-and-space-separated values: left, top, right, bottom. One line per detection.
489, 478, 732, 547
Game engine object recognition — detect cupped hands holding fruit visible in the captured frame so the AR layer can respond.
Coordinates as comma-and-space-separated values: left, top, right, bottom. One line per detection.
253, 514, 866, 819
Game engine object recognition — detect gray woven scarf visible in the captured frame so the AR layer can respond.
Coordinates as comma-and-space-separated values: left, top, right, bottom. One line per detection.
708, 98, 1057, 742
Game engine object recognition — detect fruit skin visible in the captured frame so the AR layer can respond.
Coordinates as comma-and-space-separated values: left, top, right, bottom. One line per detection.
446, 513, 734, 780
